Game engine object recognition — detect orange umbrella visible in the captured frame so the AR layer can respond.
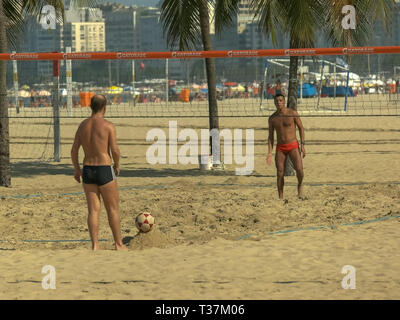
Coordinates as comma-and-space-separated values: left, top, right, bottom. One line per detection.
224, 82, 238, 86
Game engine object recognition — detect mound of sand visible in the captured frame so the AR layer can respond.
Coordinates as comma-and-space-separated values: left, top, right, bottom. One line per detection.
124, 229, 177, 250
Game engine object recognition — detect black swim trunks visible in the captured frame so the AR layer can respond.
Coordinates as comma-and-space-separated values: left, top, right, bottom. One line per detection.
82, 165, 116, 186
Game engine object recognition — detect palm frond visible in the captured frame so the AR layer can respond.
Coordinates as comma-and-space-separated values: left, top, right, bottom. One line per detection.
285, 0, 325, 48
214, 0, 241, 34
5, 0, 99, 49
22, 0, 98, 24
160, 0, 202, 50
363, 0, 395, 32
324, 0, 395, 47
3, 0, 24, 49
250, 0, 288, 47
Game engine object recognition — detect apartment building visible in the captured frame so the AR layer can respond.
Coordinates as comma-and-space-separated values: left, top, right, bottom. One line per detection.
68, 22, 105, 52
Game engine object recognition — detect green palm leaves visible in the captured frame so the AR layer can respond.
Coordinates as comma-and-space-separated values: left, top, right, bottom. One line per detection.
160, 0, 202, 50
3, 0, 97, 49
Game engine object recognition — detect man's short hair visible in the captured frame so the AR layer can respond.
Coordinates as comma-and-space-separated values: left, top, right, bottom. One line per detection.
274, 93, 285, 100
90, 94, 107, 113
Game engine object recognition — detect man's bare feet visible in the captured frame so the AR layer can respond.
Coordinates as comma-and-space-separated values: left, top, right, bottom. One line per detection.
298, 184, 304, 198
92, 242, 100, 251
115, 243, 128, 251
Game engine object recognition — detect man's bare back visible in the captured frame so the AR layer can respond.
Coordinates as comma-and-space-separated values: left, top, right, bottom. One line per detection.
78, 117, 114, 166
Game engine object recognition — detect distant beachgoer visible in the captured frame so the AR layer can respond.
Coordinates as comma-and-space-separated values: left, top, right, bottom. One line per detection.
30, 90, 36, 107
276, 80, 282, 95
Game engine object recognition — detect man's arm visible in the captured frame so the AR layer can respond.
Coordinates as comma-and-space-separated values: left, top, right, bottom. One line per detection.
293, 110, 306, 158
71, 128, 82, 182
109, 123, 120, 175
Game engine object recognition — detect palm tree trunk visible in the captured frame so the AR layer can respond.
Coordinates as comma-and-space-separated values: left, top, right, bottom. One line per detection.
0, 0, 11, 187
284, 41, 299, 176
198, 0, 221, 166
287, 56, 299, 110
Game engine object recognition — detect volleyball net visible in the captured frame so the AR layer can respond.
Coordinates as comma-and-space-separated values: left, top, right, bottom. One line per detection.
1, 46, 400, 161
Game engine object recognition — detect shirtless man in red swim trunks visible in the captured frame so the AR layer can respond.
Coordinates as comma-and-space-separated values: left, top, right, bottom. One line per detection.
267, 94, 306, 199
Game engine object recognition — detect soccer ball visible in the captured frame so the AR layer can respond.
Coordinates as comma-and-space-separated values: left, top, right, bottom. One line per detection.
135, 212, 155, 233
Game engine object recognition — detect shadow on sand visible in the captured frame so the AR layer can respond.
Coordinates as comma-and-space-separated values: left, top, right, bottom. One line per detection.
11, 162, 273, 179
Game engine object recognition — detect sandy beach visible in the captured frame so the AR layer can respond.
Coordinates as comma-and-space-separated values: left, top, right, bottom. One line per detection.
0, 107, 399, 299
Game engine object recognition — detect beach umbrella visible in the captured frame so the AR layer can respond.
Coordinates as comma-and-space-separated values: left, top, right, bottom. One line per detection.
224, 81, 238, 86
38, 90, 51, 96
18, 90, 30, 97
106, 86, 123, 94
349, 72, 360, 80
139, 87, 153, 93
236, 84, 245, 92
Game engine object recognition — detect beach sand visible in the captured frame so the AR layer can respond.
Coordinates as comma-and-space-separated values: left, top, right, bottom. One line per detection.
0, 114, 399, 299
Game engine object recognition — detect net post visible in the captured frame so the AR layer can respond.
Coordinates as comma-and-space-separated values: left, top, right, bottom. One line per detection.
334, 62, 337, 99
344, 67, 350, 112
52, 56, 60, 162
299, 57, 303, 104
316, 59, 325, 110
117, 59, 120, 86
260, 59, 268, 110
165, 58, 169, 107
66, 47, 73, 117
132, 60, 135, 107
108, 60, 112, 87
12, 51, 19, 114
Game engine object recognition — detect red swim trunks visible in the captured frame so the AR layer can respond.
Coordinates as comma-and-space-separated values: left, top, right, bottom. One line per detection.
276, 140, 299, 155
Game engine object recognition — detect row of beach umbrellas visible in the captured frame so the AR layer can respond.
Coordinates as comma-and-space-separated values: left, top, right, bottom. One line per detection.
188, 83, 246, 93
8, 89, 51, 97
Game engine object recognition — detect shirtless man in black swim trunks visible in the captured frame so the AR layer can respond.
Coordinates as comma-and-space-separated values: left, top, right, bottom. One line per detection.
71, 94, 127, 251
